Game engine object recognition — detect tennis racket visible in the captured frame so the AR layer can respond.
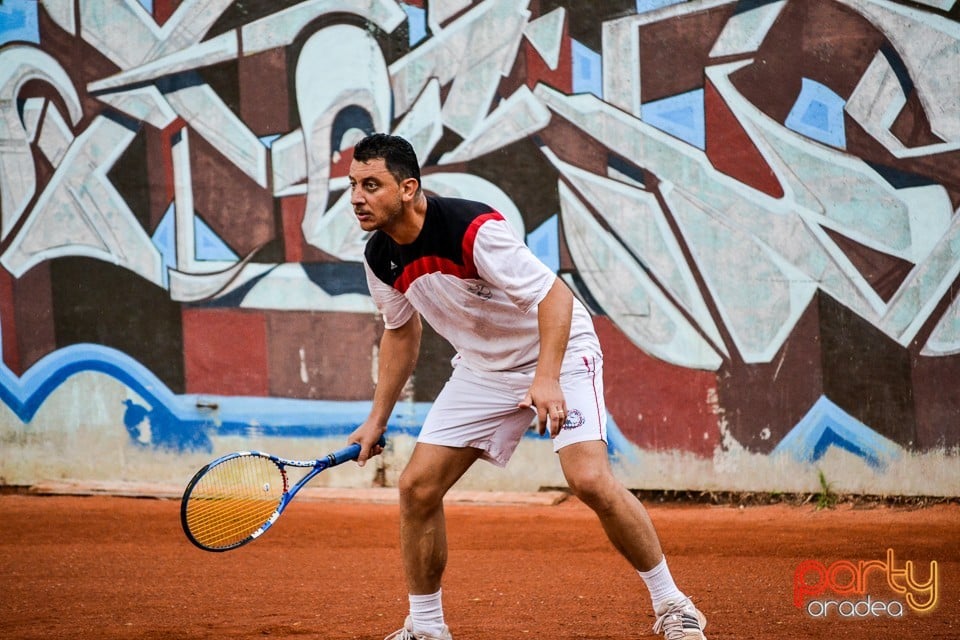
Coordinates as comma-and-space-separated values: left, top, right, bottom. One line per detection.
180, 435, 385, 552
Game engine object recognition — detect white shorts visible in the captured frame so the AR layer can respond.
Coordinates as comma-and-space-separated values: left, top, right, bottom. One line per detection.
418, 354, 606, 466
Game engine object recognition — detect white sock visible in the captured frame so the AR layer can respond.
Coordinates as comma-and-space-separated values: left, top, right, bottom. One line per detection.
638, 557, 686, 613
409, 589, 446, 637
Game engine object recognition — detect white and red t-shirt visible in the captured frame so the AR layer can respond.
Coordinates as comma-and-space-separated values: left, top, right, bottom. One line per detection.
363, 196, 600, 373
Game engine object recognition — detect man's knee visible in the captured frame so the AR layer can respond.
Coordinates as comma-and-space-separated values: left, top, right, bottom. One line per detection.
398, 466, 445, 513
565, 464, 621, 512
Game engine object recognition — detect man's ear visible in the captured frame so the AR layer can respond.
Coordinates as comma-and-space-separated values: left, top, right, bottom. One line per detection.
401, 177, 420, 201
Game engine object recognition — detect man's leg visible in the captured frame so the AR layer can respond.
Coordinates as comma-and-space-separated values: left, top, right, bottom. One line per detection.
557, 440, 663, 570
558, 440, 707, 639
399, 442, 481, 593
392, 443, 481, 638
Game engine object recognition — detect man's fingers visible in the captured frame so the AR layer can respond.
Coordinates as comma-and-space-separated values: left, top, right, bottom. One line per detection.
518, 393, 533, 410
519, 393, 566, 437
534, 403, 548, 436
548, 405, 566, 438
357, 441, 385, 467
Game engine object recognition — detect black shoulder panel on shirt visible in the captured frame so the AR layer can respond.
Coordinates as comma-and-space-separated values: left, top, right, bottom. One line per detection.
364, 196, 497, 288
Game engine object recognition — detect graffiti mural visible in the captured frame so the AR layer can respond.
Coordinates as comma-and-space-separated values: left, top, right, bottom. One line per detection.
1, 0, 958, 494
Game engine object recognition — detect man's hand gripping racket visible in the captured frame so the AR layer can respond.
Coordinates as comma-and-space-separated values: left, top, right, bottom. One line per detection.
180, 435, 386, 552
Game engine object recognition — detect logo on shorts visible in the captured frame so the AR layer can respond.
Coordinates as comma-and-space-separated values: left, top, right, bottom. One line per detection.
562, 409, 584, 430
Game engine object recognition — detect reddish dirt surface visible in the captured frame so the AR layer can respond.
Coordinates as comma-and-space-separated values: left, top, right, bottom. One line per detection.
0, 494, 957, 639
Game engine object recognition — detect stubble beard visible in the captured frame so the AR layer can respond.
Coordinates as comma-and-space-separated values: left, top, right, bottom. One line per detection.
374, 194, 405, 235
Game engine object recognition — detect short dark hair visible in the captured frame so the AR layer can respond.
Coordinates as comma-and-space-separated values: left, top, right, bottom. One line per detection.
353, 133, 421, 190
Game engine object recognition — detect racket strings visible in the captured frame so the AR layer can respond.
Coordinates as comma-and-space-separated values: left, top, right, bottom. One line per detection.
184, 455, 285, 550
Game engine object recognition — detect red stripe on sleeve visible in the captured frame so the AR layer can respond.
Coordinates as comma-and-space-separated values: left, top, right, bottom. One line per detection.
462, 212, 505, 279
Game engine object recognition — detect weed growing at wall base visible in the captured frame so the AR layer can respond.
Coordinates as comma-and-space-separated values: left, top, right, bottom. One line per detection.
814, 469, 837, 510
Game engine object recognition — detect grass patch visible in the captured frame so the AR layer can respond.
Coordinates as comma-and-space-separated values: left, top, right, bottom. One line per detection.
815, 469, 838, 510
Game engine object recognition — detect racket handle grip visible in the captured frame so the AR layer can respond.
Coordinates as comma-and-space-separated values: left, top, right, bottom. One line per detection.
327, 434, 387, 466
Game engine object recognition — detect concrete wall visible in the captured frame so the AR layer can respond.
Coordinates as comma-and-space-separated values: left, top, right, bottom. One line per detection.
1, 0, 958, 496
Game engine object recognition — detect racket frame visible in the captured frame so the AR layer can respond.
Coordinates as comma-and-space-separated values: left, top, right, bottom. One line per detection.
181, 436, 384, 551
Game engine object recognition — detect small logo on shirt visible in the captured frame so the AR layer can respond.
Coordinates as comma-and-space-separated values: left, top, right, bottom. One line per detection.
390, 260, 399, 271
562, 409, 585, 430
468, 283, 492, 300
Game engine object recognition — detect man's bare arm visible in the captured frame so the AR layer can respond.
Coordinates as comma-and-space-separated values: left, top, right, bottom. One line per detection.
518, 278, 573, 436
350, 312, 422, 464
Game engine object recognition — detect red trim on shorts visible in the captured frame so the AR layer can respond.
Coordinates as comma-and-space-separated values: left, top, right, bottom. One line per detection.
583, 355, 603, 440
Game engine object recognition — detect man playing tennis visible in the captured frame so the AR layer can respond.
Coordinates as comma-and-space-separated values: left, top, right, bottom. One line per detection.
347, 133, 708, 640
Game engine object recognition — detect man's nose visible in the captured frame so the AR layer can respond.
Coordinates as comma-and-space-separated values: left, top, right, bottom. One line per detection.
349, 184, 363, 204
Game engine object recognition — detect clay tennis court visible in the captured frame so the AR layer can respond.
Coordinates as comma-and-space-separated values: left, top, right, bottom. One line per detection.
0, 491, 956, 639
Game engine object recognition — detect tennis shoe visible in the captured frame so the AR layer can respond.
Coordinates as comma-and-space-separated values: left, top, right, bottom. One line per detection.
384, 616, 453, 640
653, 598, 707, 640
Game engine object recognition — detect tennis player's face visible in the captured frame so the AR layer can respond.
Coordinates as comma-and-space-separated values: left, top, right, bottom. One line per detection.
349, 158, 405, 233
